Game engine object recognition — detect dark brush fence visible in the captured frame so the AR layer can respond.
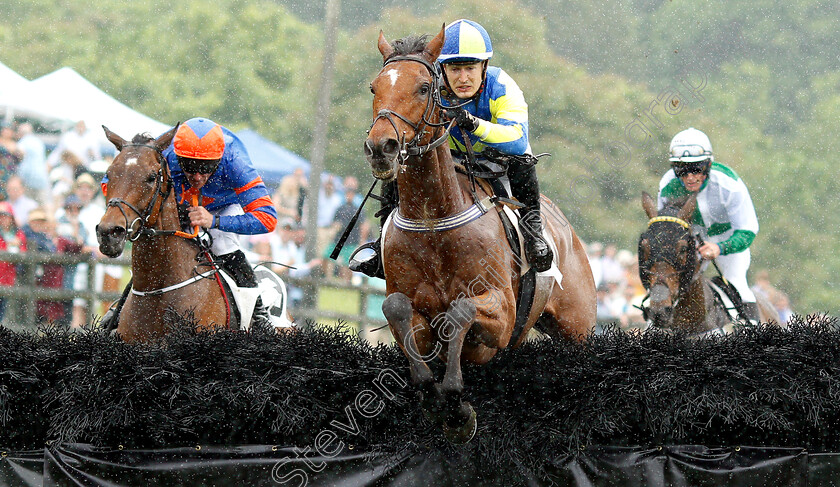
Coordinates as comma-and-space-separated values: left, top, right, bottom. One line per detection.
1, 314, 840, 486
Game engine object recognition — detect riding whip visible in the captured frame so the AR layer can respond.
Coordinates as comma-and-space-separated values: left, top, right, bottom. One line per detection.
329, 179, 379, 261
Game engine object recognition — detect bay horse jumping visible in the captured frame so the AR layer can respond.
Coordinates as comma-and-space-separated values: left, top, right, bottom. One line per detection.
95, 126, 229, 342
365, 27, 596, 443
638, 192, 779, 334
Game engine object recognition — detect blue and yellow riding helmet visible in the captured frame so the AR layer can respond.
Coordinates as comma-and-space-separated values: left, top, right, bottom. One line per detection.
438, 19, 493, 99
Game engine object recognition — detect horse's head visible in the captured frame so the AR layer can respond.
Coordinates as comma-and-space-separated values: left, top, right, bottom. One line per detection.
364, 26, 448, 181
96, 125, 177, 257
638, 192, 699, 328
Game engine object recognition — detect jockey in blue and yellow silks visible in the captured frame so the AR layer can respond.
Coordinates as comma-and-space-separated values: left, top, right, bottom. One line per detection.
350, 19, 552, 279
441, 64, 529, 154
100, 117, 277, 330
436, 19, 552, 272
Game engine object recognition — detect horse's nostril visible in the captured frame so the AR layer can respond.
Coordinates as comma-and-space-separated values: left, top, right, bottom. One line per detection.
382, 138, 400, 157
98, 225, 126, 240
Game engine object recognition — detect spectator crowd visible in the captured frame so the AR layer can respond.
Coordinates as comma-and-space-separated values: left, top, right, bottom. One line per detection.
0, 120, 795, 330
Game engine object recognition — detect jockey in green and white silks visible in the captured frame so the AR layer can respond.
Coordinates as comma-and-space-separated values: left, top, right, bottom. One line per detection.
657, 127, 760, 321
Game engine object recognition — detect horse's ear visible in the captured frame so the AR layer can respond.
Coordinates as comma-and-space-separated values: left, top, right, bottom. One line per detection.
641, 191, 658, 219
102, 125, 127, 151
639, 238, 650, 265
677, 193, 698, 222
154, 123, 179, 152
425, 24, 446, 61
378, 30, 394, 60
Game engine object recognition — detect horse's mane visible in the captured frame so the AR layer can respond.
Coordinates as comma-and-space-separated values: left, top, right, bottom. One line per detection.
130, 133, 155, 145
385, 34, 430, 61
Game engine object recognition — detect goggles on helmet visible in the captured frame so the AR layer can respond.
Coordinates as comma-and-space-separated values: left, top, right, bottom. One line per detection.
669, 143, 711, 163
179, 156, 220, 175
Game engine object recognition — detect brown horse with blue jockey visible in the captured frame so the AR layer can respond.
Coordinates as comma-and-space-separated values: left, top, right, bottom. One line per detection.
95, 127, 230, 342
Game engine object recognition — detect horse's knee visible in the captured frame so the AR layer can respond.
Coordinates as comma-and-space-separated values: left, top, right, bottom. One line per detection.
448, 297, 476, 326
383, 292, 412, 323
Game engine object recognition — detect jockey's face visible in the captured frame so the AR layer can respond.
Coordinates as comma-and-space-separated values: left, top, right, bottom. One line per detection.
184, 171, 211, 190
679, 172, 706, 192
443, 62, 483, 99
179, 157, 219, 190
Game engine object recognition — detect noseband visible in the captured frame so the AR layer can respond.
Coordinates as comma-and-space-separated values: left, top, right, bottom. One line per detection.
368, 55, 456, 163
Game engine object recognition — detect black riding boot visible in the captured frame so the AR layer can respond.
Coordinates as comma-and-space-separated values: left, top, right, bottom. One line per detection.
741, 302, 760, 324
219, 250, 270, 329
508, 161, 553, 272
349, 180, 398, 280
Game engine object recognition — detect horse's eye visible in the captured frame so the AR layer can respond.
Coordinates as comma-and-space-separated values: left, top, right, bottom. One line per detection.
146, 174, 156, 184
419, 84, 430, 96
370, 84, 375, 94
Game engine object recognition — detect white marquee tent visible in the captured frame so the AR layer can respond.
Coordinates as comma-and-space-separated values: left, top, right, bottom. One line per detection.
0, 61, 74, 127
29, 67, 170, 138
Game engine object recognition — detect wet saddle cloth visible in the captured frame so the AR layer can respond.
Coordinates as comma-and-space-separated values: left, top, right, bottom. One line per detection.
214, 264, 295, 331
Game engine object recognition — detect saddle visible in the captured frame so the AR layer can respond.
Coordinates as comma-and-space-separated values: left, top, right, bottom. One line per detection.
215, 265, 294, 331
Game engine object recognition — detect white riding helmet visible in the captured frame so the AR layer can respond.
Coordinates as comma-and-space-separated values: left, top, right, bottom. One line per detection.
669, 127, 713, 163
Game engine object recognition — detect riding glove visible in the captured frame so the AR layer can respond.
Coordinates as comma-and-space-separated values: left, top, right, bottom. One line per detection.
445, 107, 480, 132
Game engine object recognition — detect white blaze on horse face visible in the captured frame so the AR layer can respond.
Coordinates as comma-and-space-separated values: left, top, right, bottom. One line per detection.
124, 157, 138, 167
386, 69, 399, 86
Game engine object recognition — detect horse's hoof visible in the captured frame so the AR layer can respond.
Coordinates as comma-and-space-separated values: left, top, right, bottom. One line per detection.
443, 405, 477, 445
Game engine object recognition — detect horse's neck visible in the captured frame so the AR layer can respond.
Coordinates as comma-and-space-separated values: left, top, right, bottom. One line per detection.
396, 143, 469, 220
675, 276, 723, 333
130, 197, 201, 289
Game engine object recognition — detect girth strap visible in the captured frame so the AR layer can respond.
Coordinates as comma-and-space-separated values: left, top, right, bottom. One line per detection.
131, 270, 217, 297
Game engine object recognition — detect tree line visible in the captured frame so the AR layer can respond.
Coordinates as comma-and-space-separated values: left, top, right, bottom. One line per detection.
3, 0, 836, 313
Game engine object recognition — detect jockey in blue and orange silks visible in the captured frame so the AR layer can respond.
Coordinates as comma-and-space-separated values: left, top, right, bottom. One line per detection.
100, 117, 277, 329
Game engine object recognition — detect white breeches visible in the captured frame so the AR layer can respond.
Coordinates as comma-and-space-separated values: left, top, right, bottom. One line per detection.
208, 205, 245, 256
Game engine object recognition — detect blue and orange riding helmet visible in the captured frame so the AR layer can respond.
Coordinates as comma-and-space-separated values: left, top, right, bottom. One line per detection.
173, 118, 225, 174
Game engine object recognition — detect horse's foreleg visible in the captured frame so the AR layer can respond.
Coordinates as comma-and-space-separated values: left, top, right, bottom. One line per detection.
440, 297, 476, 399
383, 292, 447, 425
383, 292, 434, 385
438, 297, 478, 443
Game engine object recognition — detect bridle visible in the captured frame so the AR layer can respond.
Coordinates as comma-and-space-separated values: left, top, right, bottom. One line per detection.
106, 143, 198, 241
638, 216, 701, 319
368, 55, 457, 165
